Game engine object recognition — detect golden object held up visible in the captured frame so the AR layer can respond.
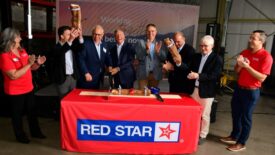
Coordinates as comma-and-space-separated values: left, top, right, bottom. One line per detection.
70, 4, 81, 28
164, 38, 181, 59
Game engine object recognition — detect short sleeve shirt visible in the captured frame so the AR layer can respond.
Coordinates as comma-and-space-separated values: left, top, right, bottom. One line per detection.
0, 49, 33, 95
238, 48, 273, 88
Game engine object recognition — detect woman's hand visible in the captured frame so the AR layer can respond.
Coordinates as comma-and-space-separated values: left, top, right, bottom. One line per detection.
28, 54, 36, 65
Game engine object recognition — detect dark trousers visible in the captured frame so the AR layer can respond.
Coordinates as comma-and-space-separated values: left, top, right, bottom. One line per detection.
8, 91, 42, 138
230, 86, 260, 145
113, 75, 134, 89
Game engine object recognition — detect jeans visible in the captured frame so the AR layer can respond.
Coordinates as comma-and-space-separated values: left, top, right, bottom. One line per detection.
230, 86, 260, 145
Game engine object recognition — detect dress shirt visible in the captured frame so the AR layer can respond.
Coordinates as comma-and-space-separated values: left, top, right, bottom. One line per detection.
195, 51, 212, 86
149, 42, 155, 59
117, 41, 124, 58
94, 41, 101, 59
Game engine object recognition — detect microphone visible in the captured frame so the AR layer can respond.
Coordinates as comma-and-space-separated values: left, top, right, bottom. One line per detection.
150, 87, 164, 102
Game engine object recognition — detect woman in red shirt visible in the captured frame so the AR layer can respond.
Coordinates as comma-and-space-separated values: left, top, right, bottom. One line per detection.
0, 27, 46, 143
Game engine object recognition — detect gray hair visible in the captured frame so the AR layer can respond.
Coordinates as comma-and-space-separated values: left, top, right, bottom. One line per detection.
200, 35, 214, 46
0, 27, 21, 53
92, 25, 104, 34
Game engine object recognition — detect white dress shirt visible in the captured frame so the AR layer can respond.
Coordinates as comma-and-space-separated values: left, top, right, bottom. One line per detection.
195, 51, 212, 86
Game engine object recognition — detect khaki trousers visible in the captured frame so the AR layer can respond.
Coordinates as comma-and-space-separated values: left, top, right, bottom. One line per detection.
191, 87, 214, 138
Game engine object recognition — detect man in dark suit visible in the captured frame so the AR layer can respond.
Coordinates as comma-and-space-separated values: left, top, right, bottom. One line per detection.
53, 26, 83, 98
77, 25, 111, 89
109, 28, 136, 89
163, 32, 195, 94
187, 35, 223, 145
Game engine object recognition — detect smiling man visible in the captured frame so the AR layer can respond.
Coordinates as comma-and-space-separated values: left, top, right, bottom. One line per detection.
187, 35, 223, 145
77, 25, 111, 89
220, 30, 273, 152
109, 28, 136, 89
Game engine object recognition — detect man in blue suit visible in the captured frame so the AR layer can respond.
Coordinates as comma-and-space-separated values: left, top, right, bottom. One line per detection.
109, 28, 136, 89
77, 25, 111, 89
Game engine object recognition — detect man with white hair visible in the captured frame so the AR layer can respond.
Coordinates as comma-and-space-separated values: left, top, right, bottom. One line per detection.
77, 25, 111, 89
187, 35, 223, 145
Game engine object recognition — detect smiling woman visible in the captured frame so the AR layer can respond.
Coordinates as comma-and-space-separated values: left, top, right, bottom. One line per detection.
0, 27, 47, 144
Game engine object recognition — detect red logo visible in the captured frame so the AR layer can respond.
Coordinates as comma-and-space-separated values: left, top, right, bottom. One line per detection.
159, 124, 176, 139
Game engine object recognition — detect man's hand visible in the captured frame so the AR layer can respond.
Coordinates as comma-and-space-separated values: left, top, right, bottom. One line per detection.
187, 71, 199, 79
155, 41, 162, 54
163, 60, 174, 71
69, 28, 80, 43
236, 55, 250, 68
85, 73, 92, 82
110, 67, 120, 75
36, 55, 46, 65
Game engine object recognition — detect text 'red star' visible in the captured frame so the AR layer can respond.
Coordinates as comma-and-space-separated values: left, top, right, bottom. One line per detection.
159, 124, 176, 139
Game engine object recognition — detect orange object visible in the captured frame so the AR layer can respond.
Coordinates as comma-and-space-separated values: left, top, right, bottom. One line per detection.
70, 4, 81, 28
164, 38, 181, 59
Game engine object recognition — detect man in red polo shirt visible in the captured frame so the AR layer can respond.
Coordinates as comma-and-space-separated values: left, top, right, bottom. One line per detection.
220, 30, 273, 152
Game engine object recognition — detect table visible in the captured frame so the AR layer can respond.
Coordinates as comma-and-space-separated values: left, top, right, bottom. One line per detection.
61, 89, 202, 154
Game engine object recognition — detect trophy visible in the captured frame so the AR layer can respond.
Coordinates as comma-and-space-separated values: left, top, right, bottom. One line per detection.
70, 4, 81, 28
164, 38, 181, 59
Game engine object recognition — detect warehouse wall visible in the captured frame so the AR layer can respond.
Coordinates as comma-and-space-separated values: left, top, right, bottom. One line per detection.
199, 0, 275, 70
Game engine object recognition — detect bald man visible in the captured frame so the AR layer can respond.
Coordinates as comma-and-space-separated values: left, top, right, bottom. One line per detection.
77, 25, 111, 89
163, 32, 195, 94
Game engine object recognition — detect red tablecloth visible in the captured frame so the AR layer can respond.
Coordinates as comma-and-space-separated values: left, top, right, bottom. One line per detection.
61, 89, 202, 154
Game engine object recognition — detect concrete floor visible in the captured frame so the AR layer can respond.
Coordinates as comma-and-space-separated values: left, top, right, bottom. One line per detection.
0, 80, 274, 155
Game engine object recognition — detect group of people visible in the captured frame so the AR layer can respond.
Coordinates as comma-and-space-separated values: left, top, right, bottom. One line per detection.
0, 23, 273, 153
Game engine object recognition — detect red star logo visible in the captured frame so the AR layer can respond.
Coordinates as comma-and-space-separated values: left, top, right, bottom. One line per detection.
159, 124, 176, 139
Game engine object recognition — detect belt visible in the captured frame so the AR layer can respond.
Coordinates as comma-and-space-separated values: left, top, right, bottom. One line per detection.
66, 74, 73, 77
195, 86, 199, 88
238, 85, 259, 90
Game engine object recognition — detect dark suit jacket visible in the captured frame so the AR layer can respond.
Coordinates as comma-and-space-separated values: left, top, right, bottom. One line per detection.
189, 52, 223, 98
109, 42, 136, 89
52, 39, 83, 85
167, 43, 195, 94
77, 39, 111, 89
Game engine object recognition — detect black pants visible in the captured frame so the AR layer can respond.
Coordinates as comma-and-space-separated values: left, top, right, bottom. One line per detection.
8, 91, 42, 138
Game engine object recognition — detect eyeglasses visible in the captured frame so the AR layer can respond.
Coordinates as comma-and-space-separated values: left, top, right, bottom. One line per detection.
200, 45, 209, 47
93, 33, 103, 36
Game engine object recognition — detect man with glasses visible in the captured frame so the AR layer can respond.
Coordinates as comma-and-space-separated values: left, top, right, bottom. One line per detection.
187, 35, 223, 145
77, 25, 111, 89
220, 30, 273, 152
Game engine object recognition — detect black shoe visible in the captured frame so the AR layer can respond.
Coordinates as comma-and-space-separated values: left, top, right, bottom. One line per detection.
16, 135, 30, 144
31, 133, 46, 139
198, 137, 206, 145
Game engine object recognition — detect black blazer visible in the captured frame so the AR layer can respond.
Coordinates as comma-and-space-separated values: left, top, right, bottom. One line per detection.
167, 43, 195, 94
52, 39, 83, 85
189, 52, 223, 98
109, 42, 136, 89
